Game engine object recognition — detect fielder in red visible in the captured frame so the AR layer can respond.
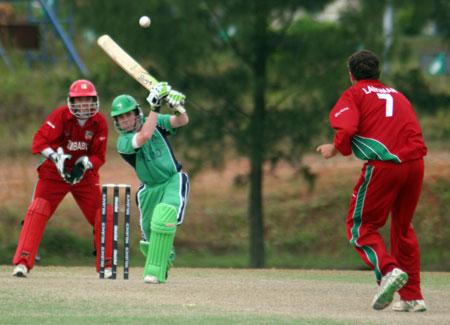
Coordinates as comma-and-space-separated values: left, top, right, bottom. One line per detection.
12, 80, 114, 278
317, 50, 427, 312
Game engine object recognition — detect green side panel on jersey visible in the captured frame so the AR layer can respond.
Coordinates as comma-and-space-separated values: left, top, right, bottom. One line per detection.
351, 135, 401, 163
143, 204, 177, 283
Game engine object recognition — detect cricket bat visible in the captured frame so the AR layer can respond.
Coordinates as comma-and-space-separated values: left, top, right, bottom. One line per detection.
97, 34, 185, 114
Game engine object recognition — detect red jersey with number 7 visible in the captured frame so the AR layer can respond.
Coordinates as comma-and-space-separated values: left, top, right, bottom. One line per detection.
329, 79, 427, 163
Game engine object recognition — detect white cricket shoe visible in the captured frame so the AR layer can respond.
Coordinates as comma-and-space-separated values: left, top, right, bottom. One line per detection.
12, 264, 28, 277
104, 267, 113, 279
372, 268, 408, 310
144, 275, 159, 284
393, 299, 427, 312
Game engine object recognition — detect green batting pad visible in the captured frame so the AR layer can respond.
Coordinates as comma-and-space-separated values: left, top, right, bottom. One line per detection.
143, 204, 177, 283
139, 240, 150, 257
140, 240, 175, 271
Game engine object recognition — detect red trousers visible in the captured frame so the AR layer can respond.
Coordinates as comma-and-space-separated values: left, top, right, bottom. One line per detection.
32, 176, 101, 226
13, 174, 102, 270
346, 158, 424, 300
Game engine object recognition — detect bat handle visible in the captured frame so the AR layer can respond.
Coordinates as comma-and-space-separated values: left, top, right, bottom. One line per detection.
174, 105, 186, 114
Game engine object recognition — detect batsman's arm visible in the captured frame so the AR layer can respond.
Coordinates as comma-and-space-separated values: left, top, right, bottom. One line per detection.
170, 112, 189, 129
135, 111, 158, 147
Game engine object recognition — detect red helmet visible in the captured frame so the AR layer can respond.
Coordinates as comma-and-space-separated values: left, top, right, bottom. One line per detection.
67, 80, 100, 118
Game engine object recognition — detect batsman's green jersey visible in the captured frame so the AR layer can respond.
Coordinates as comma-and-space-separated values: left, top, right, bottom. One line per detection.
117, 114, 180, 185
117, 114, 189, 241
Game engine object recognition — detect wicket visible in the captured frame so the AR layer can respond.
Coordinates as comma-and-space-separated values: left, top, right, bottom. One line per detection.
99, 184, 131, 279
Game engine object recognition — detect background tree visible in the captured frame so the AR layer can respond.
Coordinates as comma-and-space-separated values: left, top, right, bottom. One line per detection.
77, 0, 371, 267
0, 0, 448, 269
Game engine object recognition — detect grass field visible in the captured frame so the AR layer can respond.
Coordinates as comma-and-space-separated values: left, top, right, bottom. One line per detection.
1, 266, 449, 324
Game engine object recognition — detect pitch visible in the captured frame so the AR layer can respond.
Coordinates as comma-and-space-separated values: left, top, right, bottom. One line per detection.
1, 266, 448, 324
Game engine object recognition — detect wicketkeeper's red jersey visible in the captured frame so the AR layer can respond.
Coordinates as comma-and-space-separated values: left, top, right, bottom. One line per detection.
329, 79, 427, 163
32, 106, 108, 180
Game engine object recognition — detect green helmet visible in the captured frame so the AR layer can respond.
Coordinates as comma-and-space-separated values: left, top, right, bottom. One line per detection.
110, 94, 144, 132
111, 94, 138, 117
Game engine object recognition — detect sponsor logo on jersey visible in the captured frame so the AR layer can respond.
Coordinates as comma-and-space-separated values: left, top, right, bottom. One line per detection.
67, 140, 88, 151
85, 131, 93, 140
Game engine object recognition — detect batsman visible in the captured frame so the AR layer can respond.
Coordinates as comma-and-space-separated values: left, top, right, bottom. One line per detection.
110, 82, 189, 283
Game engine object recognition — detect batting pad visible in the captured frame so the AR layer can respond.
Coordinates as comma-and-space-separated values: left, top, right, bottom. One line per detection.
139, 240, 150, 257
143, 204, 177, 283
140, 240, 176, 272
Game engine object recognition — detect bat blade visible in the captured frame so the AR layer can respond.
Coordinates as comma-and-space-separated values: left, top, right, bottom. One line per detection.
97, 34, 185, 114
97, 34, 158, 90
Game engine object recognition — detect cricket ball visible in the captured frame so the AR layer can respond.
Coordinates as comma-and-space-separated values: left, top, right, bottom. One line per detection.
139, 16, 151, 28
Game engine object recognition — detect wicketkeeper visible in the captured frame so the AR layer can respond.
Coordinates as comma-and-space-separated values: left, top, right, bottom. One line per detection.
12, 80, 115, 278
110, 82, 189, 283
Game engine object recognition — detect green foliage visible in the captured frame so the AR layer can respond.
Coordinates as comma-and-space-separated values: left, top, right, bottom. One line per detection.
414, 179, 450, 270
1, 0, 449, 270
1, 63, 77, 155
37, 227, 93, 259
388, 68, 450, 114
0, 206, 22, 248
420, 111, 450, 145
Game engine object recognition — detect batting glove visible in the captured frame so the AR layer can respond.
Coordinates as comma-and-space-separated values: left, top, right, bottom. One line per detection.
146, 81, 171, 111
166, 90, 185, 109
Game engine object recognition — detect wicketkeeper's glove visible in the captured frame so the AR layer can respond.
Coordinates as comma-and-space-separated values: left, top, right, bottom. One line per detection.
146, 81, 171, 111
49, 147, 71, 183
66, 156, 92, 185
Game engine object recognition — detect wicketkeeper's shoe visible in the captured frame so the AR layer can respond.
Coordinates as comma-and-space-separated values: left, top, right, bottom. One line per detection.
12, 264, 28, 277
144, 275, 159, 284
392, 299, 427, 312
372, 268, 408, 310
104, 267, 113, 279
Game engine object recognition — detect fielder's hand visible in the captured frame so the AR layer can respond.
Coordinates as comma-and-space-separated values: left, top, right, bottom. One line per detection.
166, 90, 186, 115
146, 81, 171, 111
316, 144, 338, 159
66, 156, 92, 185
49, 147, 71, 182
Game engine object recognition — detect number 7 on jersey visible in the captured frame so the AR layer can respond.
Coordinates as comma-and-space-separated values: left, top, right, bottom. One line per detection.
377, 93, 393, 117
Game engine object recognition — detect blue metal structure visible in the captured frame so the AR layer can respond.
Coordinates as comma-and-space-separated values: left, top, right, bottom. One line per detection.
0, 0, 86, 75
0, 40, 14, 71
